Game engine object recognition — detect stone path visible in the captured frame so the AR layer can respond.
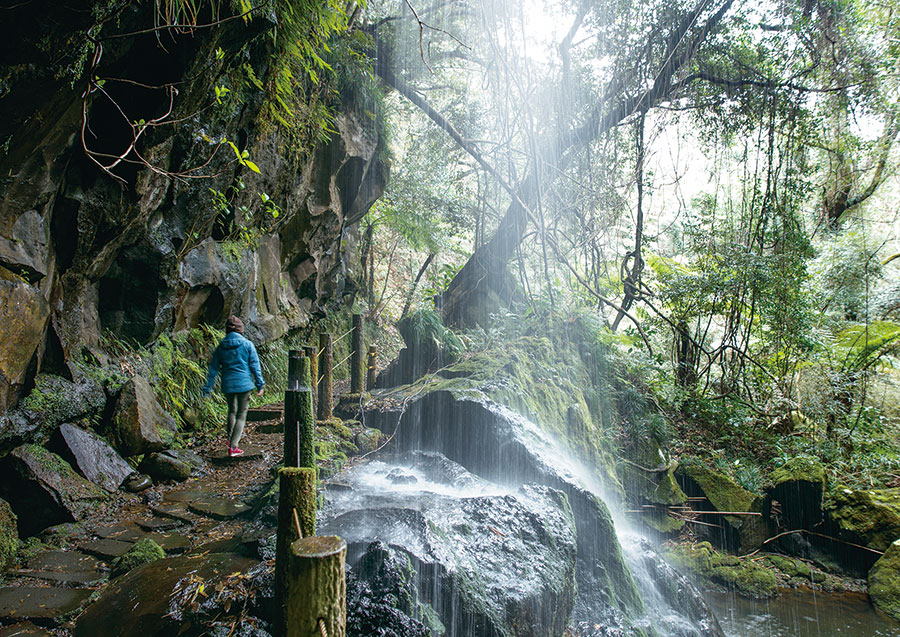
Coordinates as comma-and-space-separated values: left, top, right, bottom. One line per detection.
0, 413, 286, 633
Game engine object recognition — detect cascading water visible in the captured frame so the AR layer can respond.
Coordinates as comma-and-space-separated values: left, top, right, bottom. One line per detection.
320, 389, 724, 636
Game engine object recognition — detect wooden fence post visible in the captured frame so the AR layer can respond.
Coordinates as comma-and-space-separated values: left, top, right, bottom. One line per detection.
367, 345, 377, 390
284, 353, 314, 468
275, 467, 317, 636
350, 313, 365, 394
304, 344, 318, 418
285, 536, 347, 637
318, 333, 333, 421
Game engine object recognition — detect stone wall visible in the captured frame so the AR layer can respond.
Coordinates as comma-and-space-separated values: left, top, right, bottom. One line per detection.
0, 3, 386, 413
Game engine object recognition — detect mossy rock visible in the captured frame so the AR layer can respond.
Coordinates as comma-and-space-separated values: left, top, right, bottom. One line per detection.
765, 555, 825, 582
771, 456, 825, 487
869, 539, 900, 621
0, 498, 17, 570
676, 460, 766, 552
664, 541, 777, 599
827, 487, 900, 553
110, 538, 165, 578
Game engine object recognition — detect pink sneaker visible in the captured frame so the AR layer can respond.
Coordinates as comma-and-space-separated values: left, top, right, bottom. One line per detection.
229, 446, 244, 457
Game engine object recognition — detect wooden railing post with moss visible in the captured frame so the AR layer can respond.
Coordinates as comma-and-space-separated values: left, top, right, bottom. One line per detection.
318, 333, 334, 420
304, 344, 318, 417
350, 313, 365, 394
276, 347, 332, 635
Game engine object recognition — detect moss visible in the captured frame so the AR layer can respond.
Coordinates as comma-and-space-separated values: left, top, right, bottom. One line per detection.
110, 538, 165, 578
771, 456, 825, 487
0, 500, 18, 571
765, 555, 825, 583
827, 487, 900, 552
869, 539, 900, 621
664, 541, 777, 599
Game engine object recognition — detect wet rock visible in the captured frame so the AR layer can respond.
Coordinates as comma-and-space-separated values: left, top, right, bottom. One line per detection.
110, 375, 177, 456
322, 459, 578, 637
137, 517, 183, 532
188, 496, 251, 520
0, 586, 93, 623
1, 374, 106, 455
78, 538, 134, 559
0, 444, 106, 537
208, 445, 264, 464
0, 267, 49, 413
140, 448, 205, 482
0, 622, 54, 636
663, 541, 777, 599
150, 503, 197, 524
346, 557, 429, 637
769, 456, 825, 530
52, 423, 134, 492
16, 550, 104, 585
110, 537, 165, 578
675, 460, 766, 553
620, 434, 686, 534
826, 487, 900, 554
869, 538, 900, 621
148, 532, 191, 554
74, 553, 260, 637
354, 428, 382, 454
123, 473, 152, 492
0, 498, 17, 570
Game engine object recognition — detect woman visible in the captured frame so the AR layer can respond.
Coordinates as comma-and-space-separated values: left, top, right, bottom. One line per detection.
203, 316, 265, 456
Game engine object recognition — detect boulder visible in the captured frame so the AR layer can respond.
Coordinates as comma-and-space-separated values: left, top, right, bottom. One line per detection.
73, 553, 261, 637
620, 435, 687, 534
354, 428, 382, 454
2, 375, 107, 454
869, 538, 900, 621
110, 375, 177, 456
769, 456, 825, 530
0, 267, 49, 413
0, 499, 17, 570
52, 423, 134, 492
827, 487, 900, 553
0, 444, 106, 537
139, 449, 205, 482
321, 455, 578, 637
123, 473, 152, 493
676, 460, 766, 553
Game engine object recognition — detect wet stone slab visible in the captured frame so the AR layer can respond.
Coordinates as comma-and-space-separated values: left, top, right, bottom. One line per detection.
208, 446, 265, 465
188, 496, 251, 520
0, 621, 55, 635
78, 538, 134, 559
93, 524, 143, 542
13, 551, 105, 585
150, 503, 196, 524
0, 586, 93, 621
137, 518, 183, 532
150, 532, 191, 554
162, 489, 211, 504
246, 407, 282, 422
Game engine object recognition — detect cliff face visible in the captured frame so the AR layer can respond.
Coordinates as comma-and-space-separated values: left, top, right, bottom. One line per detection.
0, 2, 386, 413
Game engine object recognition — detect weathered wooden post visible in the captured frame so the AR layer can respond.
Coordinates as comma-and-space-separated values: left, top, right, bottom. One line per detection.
366, 345, 377, 390
275, 466, 317, 636
304, 344, 318, 418
350, 313, 365, 394
318, 333, 333, 421
284, 536, 347, 637
283, 350, 304, 467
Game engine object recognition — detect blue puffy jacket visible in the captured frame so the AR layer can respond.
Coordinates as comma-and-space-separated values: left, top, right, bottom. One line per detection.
203, 332, 265, 395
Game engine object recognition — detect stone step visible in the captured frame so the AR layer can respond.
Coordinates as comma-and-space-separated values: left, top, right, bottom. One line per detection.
137, 517, 183, 533
256, 422, 283, 434
246, 407, 282, 422
207, 445, 265, 465
0, 621, 55, 635
12, 551, 105, 586
0, 586, 93, 623
78, 538, 133, 559
149, 503, 197, 525
188, 496, 251, 520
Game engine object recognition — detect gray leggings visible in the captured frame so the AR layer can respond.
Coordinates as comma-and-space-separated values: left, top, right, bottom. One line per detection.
225, 391, 251, 447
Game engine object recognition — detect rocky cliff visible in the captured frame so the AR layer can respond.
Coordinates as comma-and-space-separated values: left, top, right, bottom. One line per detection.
0, 1, 385, 414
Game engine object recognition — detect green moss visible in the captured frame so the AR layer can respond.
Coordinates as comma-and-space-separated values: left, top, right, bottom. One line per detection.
0, 500, 18, 571
110, 538, 165, 578
827, 487, 900, 552
771, 456, 825, 487
765, 555, 825, 582
664, 541, 778, 599
869, 539, 900, 621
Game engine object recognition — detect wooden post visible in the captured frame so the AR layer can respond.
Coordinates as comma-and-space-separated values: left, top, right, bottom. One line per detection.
350, 313, 365, 394
284, 354, 313, 468
304, 344, 318, 418
366, 345, 377, 390
318, 333, 333, 421
287, 349, 303, 391
285, 536, 347, 637
275, 467, 317, 636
